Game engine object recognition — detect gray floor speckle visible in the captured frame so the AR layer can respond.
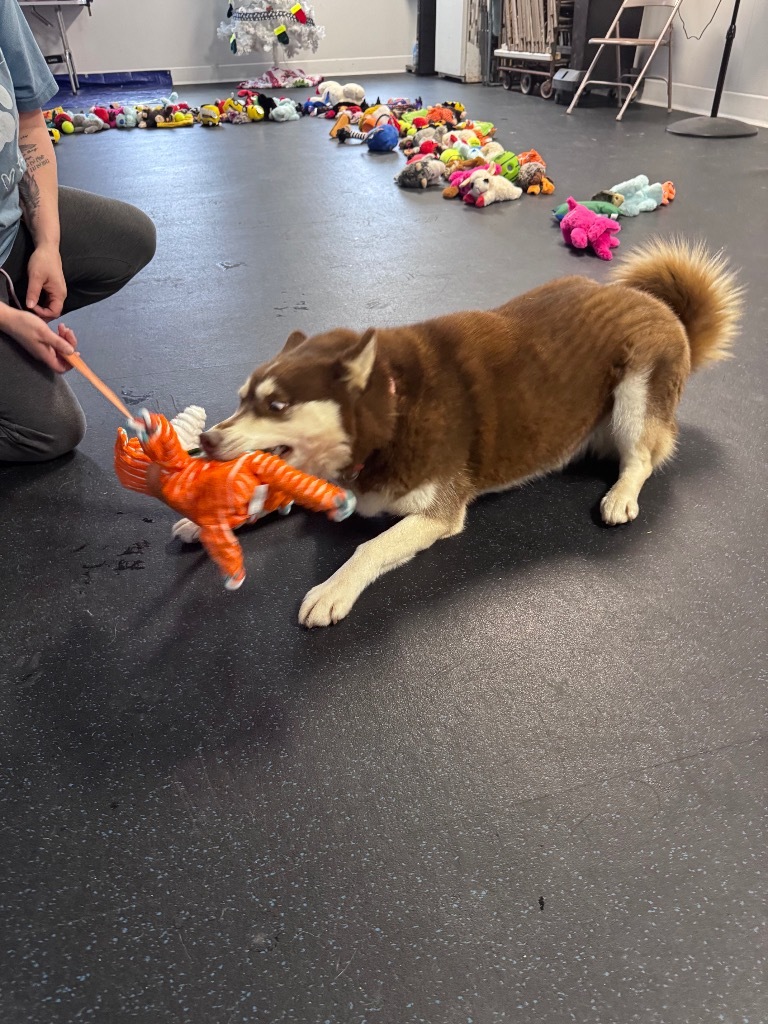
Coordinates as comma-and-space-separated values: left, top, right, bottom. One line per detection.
0, 75, 766, 1023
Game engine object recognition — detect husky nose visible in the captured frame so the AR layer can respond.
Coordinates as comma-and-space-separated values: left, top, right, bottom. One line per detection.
200, 428, 223, 454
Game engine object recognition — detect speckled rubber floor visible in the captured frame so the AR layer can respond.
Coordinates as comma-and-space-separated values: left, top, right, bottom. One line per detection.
1, 75, 765, 1024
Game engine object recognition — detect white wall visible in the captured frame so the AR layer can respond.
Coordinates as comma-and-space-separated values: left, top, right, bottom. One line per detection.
24, 0, 418, 84
640, 0, 767, 127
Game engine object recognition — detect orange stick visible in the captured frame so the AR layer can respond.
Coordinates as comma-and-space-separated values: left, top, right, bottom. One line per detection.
64, 352, 134, 420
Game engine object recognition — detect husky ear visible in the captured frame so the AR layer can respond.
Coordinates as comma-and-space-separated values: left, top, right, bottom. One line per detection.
341, 329, 377, 392
281, 330, 307, 353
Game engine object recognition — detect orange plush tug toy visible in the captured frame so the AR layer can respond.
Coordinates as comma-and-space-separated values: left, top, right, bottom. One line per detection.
115, 409, 356, 590
60, 352, 356, 590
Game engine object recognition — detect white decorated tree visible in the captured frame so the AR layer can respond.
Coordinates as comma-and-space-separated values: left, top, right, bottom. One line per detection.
219, 1, 325, 60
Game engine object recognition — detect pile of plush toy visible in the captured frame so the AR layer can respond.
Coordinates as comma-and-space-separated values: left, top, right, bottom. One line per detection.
552, 174, 675, 222
396, 130, 554, 208
312, 82, 556, 210
42, 74, 676, 251
41, 88, 309, 141
552, 174, 676, 260
200, 88, 312, 123
42, 93, 198, 139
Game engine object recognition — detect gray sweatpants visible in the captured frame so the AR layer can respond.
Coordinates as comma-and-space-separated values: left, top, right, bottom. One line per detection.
0, 186, 156, 462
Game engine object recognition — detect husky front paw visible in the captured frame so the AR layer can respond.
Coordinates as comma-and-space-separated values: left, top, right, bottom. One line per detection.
299, 574, 360, 628
172, 518, 202, 544
600, 487, 640, 525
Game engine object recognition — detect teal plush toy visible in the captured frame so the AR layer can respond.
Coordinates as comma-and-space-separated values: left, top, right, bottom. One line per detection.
270, 97, 301, 122
115, 105, 138, 129
609, 174, 664, 216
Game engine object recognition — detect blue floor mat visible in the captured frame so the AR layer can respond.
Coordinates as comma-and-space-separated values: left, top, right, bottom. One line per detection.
53, 71, 175, 108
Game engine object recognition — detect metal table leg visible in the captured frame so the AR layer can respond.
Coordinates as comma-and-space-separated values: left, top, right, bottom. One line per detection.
31, 4, 79, 94
56, 5, 79, 92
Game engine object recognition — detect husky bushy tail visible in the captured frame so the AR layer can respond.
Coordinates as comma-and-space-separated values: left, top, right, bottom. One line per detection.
612, 238, 744, 371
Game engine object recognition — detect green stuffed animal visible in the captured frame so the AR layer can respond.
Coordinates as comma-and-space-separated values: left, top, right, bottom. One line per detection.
495, 151, 520, 182
401, 108, 429, 135
458, 120, 495, 138
552, 200, 620, 222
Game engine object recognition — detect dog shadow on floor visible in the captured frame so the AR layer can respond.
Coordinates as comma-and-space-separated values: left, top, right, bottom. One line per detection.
299, 423, 726, 638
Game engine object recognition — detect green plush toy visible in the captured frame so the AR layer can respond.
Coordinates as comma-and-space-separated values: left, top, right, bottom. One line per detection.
552, 200, 621, 222
401, 108, 428, 123
401, 108, 429, 134
461, 120, 495, 137
496, 151, 520, 182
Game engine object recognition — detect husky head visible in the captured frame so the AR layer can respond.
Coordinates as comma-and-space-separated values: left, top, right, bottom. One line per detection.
202, 328, 391, 481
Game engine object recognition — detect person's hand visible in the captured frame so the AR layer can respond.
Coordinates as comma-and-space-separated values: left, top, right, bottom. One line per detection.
26, 242, 67, 321
6, 309, 77, 373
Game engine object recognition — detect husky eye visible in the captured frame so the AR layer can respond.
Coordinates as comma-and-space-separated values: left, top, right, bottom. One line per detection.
269, 399, 289, 413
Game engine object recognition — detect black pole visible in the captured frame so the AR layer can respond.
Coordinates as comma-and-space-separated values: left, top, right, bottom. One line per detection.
666, 0, 758, 138
711, 0, 740, 118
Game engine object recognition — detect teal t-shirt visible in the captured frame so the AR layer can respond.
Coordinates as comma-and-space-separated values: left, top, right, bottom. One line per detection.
0, 0, 58, 265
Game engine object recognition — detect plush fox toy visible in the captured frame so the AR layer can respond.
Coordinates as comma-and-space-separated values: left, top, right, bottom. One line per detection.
115, 408, 356, 590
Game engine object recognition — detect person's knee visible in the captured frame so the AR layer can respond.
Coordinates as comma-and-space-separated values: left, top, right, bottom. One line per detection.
110, 206, 156, 289
0, 395, 86, 463
129, 207, 157, 274
107, 204, 156, 281
60, 187, 157, 276
47, 400, 87, 460
92, 205, 155, 295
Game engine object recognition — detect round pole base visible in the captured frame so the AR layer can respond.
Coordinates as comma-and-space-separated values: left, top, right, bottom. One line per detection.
666, 114, 758, 138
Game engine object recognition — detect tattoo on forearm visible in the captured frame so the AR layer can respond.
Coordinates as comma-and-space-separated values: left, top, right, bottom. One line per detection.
25, 154, 50, 174
20, 142, 50, 175
17, 127, 54, 231
18, 172, 41, 222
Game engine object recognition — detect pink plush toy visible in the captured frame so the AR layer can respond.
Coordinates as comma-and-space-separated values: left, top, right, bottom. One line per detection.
560, 196, 621, 260
443, 166, 480, 195
442, 162, 502, 204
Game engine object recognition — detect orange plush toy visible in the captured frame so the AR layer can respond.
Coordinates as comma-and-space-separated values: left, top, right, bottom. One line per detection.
55, 353, 356, 591
518, 149, 545, 166
115, 409, 356, 590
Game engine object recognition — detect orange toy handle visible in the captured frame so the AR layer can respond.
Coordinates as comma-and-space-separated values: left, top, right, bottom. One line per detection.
65, 352, 134, 421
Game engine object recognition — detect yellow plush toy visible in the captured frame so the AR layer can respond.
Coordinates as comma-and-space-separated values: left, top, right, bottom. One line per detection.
199, 105, 221, 126
157, 110, 194, 128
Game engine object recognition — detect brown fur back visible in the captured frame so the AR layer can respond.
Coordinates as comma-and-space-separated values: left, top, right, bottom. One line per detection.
610, 238, 743, 371
362, 276, 689, 498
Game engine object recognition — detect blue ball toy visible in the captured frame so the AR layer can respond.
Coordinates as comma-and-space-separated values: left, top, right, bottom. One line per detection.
366, 122, 399, 152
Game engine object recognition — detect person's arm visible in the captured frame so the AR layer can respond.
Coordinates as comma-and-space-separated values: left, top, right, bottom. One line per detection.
17, 108, 66, 321
0, 300, 77, 373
